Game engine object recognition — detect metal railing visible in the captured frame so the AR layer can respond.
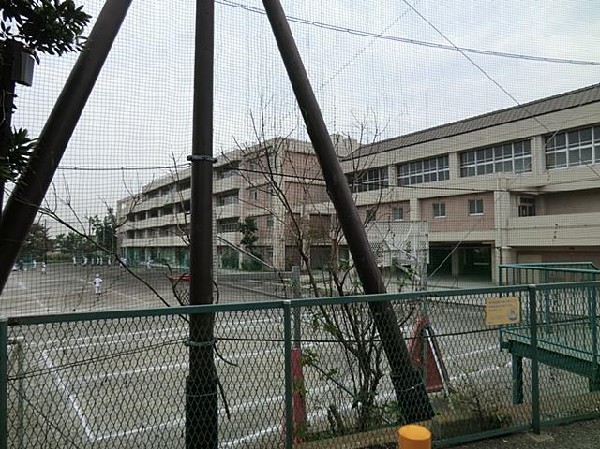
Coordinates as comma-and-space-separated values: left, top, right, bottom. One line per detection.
1, 282, 600, 448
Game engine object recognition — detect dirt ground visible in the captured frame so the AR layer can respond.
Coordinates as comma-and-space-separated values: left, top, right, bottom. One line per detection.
447, 418, 599, 449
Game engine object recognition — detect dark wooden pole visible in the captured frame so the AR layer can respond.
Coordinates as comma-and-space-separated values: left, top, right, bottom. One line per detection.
186, 1, 217, 448
261, 0, 434, 423
0, 0, 133, 294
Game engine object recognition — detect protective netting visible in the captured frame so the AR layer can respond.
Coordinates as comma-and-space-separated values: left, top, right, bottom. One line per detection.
2, 1, 600, 314
1, 4, 600, 446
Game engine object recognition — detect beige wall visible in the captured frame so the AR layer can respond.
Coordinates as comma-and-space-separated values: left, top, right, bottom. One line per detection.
541, 188, 600, 215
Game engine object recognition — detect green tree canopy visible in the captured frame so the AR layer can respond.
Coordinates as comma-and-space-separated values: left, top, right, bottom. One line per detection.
1, 0, 91, 57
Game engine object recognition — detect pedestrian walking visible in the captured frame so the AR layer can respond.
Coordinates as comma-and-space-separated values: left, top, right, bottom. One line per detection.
93, 274, 103, 295
41, 262, 46, 275
73, 256, 77, 266
32, 259, 37, 269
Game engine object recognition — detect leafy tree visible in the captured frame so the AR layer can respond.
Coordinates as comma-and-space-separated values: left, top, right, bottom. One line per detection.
88, 207, 117, 252
55, 230, 86, 255
19, 222, 52, 261
1, 0, 90, 57
238, 217, 262, 270
0, 0, 91, 193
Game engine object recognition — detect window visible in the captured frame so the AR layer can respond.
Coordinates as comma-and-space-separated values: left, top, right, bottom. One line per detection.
218, 219, 239, 233
366, 208, 377, 223
460, 140, 531, 177
518, 197, 536, 217
347, 167, 389, 192
546, 125, 600, 169
469, 199, 484, 215
218, 194, 239, 206
397, 155, 449, 186
249, 189, 258, 201
267, 216, 274, 228
392, 207, 404, 221
433, 202, 446, 218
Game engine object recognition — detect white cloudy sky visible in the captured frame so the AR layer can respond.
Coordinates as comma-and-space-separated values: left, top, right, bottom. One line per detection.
8, 0, 600, 232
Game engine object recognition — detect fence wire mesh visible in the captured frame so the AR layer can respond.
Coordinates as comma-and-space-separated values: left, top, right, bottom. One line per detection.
4, 283, 599, 448
2, 0, 600, 447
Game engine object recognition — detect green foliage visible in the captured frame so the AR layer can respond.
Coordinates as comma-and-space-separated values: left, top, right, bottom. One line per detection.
221, 249, 238, 269
238, 217, 258, 249
1, 0, 91, 57
238, 217, 263, 271
0, 127, 35, 183
19, 222, 52, 260
55, 231, 89, 255
88, 207, 118, 252
0, 1, 90, 185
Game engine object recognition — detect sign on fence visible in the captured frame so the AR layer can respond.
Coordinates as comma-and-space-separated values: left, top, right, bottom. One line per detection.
485, 296, 520, 326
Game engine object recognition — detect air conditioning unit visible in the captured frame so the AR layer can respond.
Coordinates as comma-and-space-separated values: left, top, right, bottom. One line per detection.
11, 49, 35, 86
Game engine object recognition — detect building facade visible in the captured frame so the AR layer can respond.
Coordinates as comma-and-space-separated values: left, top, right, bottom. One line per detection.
325, 83, 600, 282
117, 84, 600, 283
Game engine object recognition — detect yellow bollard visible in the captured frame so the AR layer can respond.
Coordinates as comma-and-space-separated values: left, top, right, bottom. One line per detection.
397, 424, 431, 449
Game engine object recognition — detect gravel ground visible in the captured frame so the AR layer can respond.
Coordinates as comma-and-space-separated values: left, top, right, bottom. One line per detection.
448, 418, 600, 449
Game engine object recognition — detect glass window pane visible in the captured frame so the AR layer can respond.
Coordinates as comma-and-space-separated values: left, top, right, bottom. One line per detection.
550, 133, 566, 150
581, 147, 593, 163
568, 130, 579, 146
580, 128, 592, 145
503, 160, 513, 172
594, 127, 600, 143
569, 149, 580, 166
513, 141, 523, 155
556, 151, 567, 167
546, 152, 556, 168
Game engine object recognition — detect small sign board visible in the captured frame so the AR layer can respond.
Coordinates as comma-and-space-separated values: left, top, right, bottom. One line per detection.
485, 296, 520, 326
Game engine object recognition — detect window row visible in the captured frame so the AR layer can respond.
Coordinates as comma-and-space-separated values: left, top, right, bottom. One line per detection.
460, 140, 531, 177
432, 199, 484, 218
545, 125, 600, 169
347, 167, 389, 192
397, 155, 449, 186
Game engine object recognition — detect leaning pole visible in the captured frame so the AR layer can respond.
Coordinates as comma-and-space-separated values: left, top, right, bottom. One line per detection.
0, 0, 133, 295
261, 0, 434, 423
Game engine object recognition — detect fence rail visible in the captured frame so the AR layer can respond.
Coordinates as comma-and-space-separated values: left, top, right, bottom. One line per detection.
1, 282, 600, 448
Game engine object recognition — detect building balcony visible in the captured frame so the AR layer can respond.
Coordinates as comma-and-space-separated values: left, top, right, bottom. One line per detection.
214, 175, 243, 194
216, 202, 241, 219
120, 236, 188, 248
217, 231, 242, 246
506, 211, 600, 247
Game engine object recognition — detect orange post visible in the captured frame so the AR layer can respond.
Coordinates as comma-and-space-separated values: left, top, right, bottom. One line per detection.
397, 425, 431, 449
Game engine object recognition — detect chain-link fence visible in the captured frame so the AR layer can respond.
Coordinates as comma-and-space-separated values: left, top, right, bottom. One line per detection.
3, 282, 600, 448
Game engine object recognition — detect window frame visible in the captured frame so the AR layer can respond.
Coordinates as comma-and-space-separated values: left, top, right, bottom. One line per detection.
545, 125, 600, 170
460, 139, 531, 177
432, 202, 446, 218
469, 199, 484, 215
397, 155, 449, 186
392, 206, 404, 221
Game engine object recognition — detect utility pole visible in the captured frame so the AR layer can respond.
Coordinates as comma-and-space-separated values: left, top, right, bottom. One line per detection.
261, 0, 434, 423
0, 0, 133, 294
186, 1, 218, 448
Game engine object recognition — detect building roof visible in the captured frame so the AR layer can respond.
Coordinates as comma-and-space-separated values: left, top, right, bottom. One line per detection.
344, 83, 600, 160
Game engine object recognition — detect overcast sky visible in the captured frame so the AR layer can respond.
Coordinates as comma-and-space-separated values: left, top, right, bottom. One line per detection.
8, 0, 600, 234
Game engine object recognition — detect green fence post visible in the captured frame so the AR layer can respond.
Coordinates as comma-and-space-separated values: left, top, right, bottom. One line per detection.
283, 300, 293, 449
0, 318, 7, 449
529, 285, 541, 434
590, 285, 599, 391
